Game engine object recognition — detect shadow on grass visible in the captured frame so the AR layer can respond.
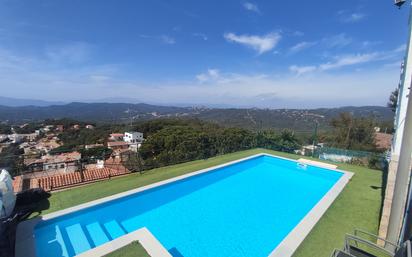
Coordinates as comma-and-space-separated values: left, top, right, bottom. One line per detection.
377, 164, 389, 227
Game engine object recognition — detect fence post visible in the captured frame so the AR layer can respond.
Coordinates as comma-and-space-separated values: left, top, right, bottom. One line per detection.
79, 160, 85, 182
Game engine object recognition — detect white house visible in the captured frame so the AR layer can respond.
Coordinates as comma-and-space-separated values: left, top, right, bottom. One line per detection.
123, 132, 144, 144
9, 134, 24, 144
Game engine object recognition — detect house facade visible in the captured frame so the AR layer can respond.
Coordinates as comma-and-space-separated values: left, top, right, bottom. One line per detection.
123, 132, 144, 143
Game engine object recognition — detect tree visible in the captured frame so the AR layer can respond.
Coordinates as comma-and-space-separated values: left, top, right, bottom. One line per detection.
0, 144, 24, 176
388, 88, 399, 113
0, 124, 12, 134
255, 130, 301, 153
329, 112, 378, 151
277, 129, 301, 152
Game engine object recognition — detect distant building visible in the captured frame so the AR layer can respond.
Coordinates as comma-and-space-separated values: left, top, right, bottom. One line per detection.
72, 124, 80, 130
0, 135, 8, 143
9, 134, 23, 144
35, 138, 60, 153
85, 125, 95, 129
43, 125, 54, 132
56, 125, 64, 132
85, 143, 104, 149
107, 141, 129, 150
123, 132, 144, 144
9, 133, 37, 143
109, 133, 124, 141
25, 152, 81, 173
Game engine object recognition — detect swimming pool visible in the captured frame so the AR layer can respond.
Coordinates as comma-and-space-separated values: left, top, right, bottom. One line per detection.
19, 154, 351, 257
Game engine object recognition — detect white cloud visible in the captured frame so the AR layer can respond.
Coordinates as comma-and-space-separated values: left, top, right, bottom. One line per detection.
0, 46, 401, 108
150, 69, 400, 108
394, 44, 407, 53
0, 41, 404, 109
193, 33, 208, 41
140, 34, 177, 44
340, 12, 366, 23
289, 65, 317, 76
289, 41, 317, 53
322, 33, 352, 48
45, 42, 93, 64
161, 35, 176, 44
223, 32, 281, 54
384, 61, 403, 68
243, 2, 260, 13
361, 41, 382, 48
293, 31, 304, 37
319, 53, 379, 70
289, 48, 402, 75
196, 69, 220, 83
90, 75, 110, 82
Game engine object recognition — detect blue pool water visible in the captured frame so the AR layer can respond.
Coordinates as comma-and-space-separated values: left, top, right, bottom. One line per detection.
34, 155, 343, 257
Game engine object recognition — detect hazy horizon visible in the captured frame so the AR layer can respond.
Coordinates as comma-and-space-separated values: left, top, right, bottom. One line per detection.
0, 95, 393, 110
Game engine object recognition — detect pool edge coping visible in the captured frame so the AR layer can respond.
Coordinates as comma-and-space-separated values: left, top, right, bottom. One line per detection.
15, 152, 353, 257
76, 227, 172, 257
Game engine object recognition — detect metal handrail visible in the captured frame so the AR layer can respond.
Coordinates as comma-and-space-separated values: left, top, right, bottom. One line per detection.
354, 229, 400, 249
344, 234, 396, 256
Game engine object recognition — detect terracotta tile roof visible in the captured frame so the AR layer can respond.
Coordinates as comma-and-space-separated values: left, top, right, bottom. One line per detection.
12, 175, 23, 193
113, 148, 132, 155
36, 166, 130, 191
33, 152, 82, 163
107, 141, 129, 147
110, 133, 124, 137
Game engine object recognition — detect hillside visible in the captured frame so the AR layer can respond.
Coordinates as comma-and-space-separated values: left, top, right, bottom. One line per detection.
0, 102, 393, 131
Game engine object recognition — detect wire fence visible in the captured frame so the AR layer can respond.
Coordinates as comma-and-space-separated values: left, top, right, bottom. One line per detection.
1, 151, 142, 192
1, 144, 389, 193
309, 147, 389, 170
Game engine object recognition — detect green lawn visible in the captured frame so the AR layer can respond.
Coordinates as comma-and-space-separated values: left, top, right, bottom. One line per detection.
103, 241, 149, 257
38, 148, 384, 257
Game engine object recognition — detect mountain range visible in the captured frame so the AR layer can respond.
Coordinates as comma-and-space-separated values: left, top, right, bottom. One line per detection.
0, 100, 394, 132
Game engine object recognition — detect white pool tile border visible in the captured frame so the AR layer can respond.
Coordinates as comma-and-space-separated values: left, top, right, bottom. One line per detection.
297, 158, 338, 170
76, 227, 172, 257
15, 152, 353, 257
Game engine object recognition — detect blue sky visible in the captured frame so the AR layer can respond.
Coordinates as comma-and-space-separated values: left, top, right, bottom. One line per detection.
0, 0, 409, 108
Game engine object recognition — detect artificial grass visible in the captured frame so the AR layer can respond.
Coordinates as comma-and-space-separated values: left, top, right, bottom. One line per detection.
103, 241, 149, 257
38, 148, 384, 257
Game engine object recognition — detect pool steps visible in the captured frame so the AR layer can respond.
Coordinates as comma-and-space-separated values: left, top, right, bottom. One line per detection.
63, 220, 126, 255
86, 222, 109, 246
65, 224, 92, 255
104, 220, 126, 239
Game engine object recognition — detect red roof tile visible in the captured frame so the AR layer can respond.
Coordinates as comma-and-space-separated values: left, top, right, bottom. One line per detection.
35, 166, 130, 191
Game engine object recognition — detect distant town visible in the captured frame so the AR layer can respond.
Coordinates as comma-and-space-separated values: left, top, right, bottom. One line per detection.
0, 120, 146, 192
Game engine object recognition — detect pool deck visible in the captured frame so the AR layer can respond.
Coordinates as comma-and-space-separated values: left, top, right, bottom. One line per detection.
15, 153, 353, 257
